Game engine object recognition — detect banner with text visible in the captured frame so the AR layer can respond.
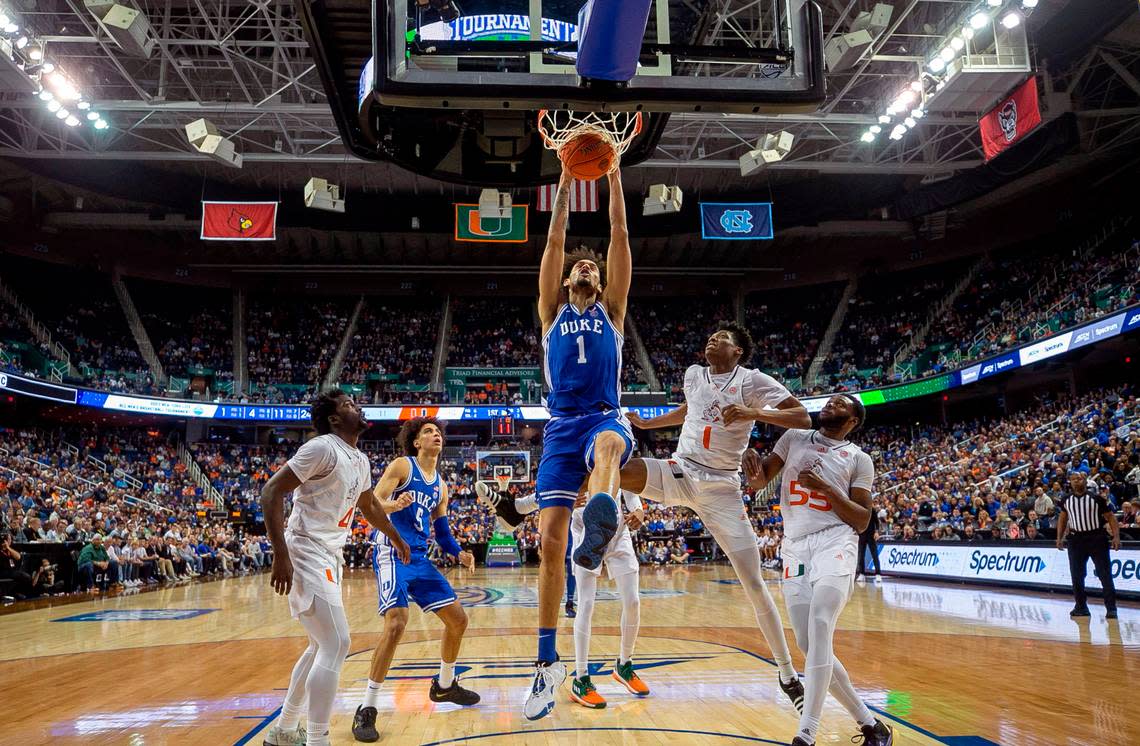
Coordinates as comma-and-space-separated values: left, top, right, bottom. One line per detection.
700, 202, 774, 240
455, 204, 528, 243
878, 542, 1140, 595
979, 76, 1042, 161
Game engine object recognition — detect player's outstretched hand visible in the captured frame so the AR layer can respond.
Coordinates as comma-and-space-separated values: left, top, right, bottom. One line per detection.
721, 404, 755, 426
458, 550, 476, 571
270, 553, 293, 596
393, 537, 411, 564
742, 449, 765, 490
625, 508, 645, 530
627, 412, 647, 429
573, 491, 589, 510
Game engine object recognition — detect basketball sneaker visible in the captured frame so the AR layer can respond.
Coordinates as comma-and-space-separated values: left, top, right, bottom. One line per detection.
429, 675, 481, 705
351, 705, 379, 742
565, 600, 577, 618
779, 674, 805, 714
569, 676, 607, 709
523, 659, 567, 721
475, 481, 526, 528
1070, 606, 1091, 617
263, 723, 307, 746
573, 493, 618, 570
611, 659, 649, 696
790, 738, 812, 746
854, 719, 894, 746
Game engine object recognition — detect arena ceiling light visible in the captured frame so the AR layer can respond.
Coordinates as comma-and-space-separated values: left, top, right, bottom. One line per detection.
1001, 11, 1022, 28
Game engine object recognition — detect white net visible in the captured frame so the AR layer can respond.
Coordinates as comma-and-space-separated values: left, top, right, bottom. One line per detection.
537, 110, 643, 164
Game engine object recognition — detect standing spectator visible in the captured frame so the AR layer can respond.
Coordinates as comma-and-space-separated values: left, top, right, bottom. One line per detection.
856, 508, 882, 582
1, 532, 34, 598
1056, 472, 1120, 619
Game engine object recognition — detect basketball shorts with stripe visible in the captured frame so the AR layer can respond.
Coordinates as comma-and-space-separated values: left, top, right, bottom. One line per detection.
286, 531, 345, 618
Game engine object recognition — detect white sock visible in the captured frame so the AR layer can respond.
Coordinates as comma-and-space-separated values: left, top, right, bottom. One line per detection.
363, 679, 383, 709
277, 702, 304, 731
308, 721, 330, 746
573, 569, 597, 679
438, 660, 456, 688
515, 494, 539, 514
616, 570, 640, 664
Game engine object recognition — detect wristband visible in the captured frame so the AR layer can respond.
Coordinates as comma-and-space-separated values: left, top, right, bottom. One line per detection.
432, 516, 462, 557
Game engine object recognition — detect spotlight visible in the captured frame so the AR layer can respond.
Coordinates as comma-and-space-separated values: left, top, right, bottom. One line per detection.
909, 80, 923, 92
1001, 11, 1021, 28
889, 124, 906, 140
870, 125, 882, 134
904, 117, 916, 128
878, 114, 891, 124
950, 36, 964, 52
15, 36, 27, 49
860, 131, 875, 143
77, 101, 90, 110
65, 115, 79, 127
55, 107, 69, 120
46, 99, 61, 112
42, 62, 54, 73
986, 0, 1001, 6
3, 23, 17, 34
1021, 0, 1038, 7
27, 45, 41, 60
0, 14, 8, 27
970, 11, 990, 29
962, 27, 975, 40
86, 111, 99, 121
939, 46, 955, 62
911, 108, 925, 118
94, 118, 109, 130
928, 57, 945, 73
38, 89, 53, 101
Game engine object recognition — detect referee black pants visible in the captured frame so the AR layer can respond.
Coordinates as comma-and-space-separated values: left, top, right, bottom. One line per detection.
857, 530, 880, 576
1067, 532, 1117, 612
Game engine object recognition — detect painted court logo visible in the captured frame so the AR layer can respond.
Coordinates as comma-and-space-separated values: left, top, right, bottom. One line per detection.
456, 585, 683, 607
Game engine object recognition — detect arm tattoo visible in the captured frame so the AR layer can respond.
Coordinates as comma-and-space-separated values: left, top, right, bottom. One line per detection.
553, 182, 571, 222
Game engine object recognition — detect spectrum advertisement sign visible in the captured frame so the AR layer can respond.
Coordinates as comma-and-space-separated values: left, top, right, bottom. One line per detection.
878, 542, 1140, 596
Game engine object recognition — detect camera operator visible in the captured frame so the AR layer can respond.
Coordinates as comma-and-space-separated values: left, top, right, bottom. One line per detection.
1, 532, 34, 598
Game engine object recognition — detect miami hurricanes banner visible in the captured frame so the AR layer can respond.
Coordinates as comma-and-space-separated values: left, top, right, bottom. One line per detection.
979, 76, 1041, 162
201, 201, 278, 241
455, 204, 528, 243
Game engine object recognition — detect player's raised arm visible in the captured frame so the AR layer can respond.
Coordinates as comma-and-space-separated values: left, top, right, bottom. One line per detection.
539, 165, 573, 330
626, 402, 687, 430
371, 458, 414, 513
602, 166, 631, 332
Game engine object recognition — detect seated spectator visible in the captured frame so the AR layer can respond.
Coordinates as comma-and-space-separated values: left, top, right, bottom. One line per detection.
77, 535, 120, 592
1, 532, 34, 598
31, 558, 64, 596
669, 539, 689, 564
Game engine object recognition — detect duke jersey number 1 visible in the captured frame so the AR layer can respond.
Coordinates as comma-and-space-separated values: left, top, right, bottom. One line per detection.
542, 302, 623, 417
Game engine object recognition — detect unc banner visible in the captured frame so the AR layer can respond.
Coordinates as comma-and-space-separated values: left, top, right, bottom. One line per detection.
700, 202, 774, 240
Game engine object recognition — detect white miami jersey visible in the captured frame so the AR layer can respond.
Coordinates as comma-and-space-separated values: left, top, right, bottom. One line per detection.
676, 365, 792, 473
773, 429, 874, 540
284, 434, 371, 553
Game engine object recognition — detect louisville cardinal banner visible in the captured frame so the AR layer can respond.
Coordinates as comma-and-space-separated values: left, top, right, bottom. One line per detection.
200, 201, 278, 241
537, 179, 599, 212
979, 76, 1042, 162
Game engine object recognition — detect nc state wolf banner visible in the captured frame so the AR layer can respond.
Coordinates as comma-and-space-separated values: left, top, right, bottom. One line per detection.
979, 76, 1042, 162
200, 201, 278, 241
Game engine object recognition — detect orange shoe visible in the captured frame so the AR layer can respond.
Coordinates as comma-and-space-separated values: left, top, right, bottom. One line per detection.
612, 659, 650, 697
569, 676, 607, 709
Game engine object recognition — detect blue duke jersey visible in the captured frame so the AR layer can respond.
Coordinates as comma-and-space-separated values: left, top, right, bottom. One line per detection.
542, 302, 623, 417
371, 457, 441, 556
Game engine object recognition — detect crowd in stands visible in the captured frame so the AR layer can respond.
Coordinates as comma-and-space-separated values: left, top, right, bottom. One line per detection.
340, 300, 440, 386
246, 298, 352, 390
635, 297, 735, 396
923, 239, 1139, 378
745, 282, 843, 385
132, 281, 234, 383
820, 261, 969, 391
446, 298, 539, 368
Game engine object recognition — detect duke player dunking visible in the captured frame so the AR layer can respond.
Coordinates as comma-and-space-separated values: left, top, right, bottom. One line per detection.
744, 395, 893, 746
525, 160, 634, 721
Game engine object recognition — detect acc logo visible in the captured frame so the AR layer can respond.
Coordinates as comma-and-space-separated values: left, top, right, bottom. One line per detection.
719, 209, 754, 234
998, 99, 1018, 142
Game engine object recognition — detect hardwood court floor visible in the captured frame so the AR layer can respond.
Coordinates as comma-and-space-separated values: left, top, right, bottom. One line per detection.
2, 563, 1136, 745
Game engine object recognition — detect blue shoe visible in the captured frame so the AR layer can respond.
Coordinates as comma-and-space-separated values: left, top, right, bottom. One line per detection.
573, 493, 619, 571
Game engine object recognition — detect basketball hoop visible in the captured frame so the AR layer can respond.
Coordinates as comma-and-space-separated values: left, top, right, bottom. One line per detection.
537, 110, 643, 171
493, 466, 513, 495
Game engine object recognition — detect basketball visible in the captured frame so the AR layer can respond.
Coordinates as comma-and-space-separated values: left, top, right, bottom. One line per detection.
559, 131, 615, 181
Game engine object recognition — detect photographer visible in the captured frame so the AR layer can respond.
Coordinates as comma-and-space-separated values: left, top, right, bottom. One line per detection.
1, 532, 34, 598
31, 558, 63, 596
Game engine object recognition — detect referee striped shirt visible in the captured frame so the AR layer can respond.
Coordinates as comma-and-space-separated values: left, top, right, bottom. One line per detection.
1061, 492, 1110, 534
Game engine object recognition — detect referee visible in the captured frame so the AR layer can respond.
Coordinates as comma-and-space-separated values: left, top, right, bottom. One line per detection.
1056, 472, 1120, 619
